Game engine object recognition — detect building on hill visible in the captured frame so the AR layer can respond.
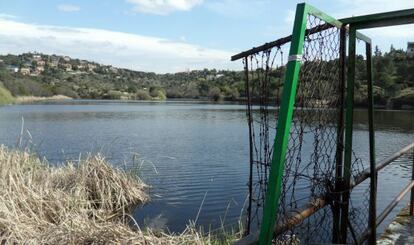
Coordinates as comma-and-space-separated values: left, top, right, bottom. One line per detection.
20, 67, 30, 75
6, 65, 18, 73
36, 60, 45, 66
407, 42, 414, 58
32, 54, 42, 61
87, 64, 96, 72
62, 63, 72, 71
35, 66, 44, 73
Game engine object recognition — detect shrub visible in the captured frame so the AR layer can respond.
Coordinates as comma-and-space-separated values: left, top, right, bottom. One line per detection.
0, 84, 14, 105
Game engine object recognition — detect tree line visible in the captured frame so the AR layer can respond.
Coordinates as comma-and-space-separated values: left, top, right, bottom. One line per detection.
0, 45, 412, 108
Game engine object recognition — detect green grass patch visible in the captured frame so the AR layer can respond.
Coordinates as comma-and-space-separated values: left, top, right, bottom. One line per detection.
0, 85, 14, 105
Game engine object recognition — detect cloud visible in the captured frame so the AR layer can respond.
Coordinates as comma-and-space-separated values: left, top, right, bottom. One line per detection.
0, 13, 17, 19
57, 4, 81, 12
126, 0, 203, 15
0, 18, 238, 73
205, 0, 270, 19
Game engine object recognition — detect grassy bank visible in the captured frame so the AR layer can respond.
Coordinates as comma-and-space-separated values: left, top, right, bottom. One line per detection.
0, 85, 14, 105
0, 146, 238, 244
14, 94, 72, 104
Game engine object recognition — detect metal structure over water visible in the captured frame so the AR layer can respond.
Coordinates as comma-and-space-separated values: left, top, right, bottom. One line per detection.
232, 3, 414, 245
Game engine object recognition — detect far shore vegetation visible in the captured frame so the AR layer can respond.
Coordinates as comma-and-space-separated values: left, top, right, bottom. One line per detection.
0, 44, 413, 108
0, 145, 241, 244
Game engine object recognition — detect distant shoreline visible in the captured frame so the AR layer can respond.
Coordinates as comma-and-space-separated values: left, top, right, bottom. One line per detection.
7, 97, 413, 111
15, 95, 72, 104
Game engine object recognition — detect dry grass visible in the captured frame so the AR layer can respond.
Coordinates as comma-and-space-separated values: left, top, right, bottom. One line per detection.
15, 95, 72, 103
0, 145, 235, 244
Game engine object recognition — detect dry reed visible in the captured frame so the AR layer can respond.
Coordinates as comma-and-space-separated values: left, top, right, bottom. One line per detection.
0, 145, 232, 244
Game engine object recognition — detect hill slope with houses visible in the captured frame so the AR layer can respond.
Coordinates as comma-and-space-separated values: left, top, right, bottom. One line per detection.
0, 46, 413, 108
0, 52, 243, 102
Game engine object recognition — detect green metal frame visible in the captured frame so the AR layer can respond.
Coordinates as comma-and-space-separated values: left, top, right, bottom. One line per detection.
257, 3, 414, 244
340, 28, 375, 244
257, 3, 372, 244
341, 7, 414, 244
258, 3, 308, 244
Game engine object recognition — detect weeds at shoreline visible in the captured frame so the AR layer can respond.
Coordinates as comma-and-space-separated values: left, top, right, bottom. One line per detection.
0, 146, 241, 244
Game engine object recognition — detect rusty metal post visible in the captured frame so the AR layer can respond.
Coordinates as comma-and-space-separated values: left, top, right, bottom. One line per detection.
366, 42, 377, 245
244, 57, 254, 235
410, 149, 414, 216
332, 26, 346, 244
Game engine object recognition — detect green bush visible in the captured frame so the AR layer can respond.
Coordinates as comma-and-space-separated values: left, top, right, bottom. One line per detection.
105, 90, 123, 100
134, 89, 151, 100
391, 87, 414, 107
0, 85, 14, 105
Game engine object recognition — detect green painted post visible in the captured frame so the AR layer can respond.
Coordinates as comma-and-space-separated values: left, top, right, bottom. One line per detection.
258, 3, 309, 245
366, 42, 377, 245
340, 26, 357, 244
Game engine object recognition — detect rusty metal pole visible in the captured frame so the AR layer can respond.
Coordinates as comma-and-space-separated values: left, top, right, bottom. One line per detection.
244, 57, 254, 235
332, 26, 346, 244
410, 149, 414, 216
366, 42, 377, 245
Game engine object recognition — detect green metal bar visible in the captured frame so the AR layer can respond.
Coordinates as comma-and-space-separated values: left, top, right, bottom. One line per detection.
258, 3, 309, 245
352, 16, 414, 30
340, 25, 357, 244
306, 4, 343, 28
366, 42, 377, 245
355, 31, 372, 44
341, 8, 414, 28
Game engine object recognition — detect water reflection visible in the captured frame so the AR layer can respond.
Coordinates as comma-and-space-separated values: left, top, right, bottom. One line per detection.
0, 100, 412, 234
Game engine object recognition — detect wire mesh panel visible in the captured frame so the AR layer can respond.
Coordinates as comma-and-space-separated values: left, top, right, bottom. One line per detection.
273, 14, 343, 244
243, 13, 344, 242
237, 4, 376, 244
243, 44, 287, 232
345, 37, 373, 243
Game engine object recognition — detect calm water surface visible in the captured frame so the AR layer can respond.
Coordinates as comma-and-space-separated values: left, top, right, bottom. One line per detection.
0, 100, 413, 235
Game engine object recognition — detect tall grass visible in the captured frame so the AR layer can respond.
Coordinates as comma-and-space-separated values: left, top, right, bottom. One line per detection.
0, 85, 14, 105
0, 146, 240, 244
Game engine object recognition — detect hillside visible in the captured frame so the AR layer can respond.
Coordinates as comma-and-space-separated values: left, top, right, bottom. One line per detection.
0, 53, 243, 102
0, 46, 413, 108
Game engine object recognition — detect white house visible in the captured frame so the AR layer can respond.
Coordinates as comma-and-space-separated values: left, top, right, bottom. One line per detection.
407, 42, 414, 58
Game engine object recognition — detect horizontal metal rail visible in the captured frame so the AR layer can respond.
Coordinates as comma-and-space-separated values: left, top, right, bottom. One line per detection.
234, 143, 414, 245
231, 19, 371, 61
234, 198, 327, 245
353, 143, 414, 187
340, 8, 414, 29
358, 180, 414, 244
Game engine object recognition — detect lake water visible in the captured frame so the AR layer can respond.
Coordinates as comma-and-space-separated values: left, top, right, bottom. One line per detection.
0, 100, 413, 236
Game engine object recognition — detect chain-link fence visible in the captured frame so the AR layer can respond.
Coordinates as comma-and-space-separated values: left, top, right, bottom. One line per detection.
238, 10, 372, 244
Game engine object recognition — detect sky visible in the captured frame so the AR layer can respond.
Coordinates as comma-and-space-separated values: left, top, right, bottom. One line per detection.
0, 0, 413, 73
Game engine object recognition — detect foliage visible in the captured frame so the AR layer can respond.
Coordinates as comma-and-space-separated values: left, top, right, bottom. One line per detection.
0, 83, 14, 105
0, 46, 412, 108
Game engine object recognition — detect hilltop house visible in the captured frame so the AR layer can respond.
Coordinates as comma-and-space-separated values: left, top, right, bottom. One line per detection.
62, 63, 72, 71
20, 67, 31, 75
49, 57, 60, 68
408, 42, 414, 58
35, 66, 44, 73
87, 64, 96, 72
36, 60, 45, 66
6, 65, 18, 73
32, 54, 42, 61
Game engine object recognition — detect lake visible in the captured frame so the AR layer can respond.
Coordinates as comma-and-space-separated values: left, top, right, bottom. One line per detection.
0, 100, 413, 236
